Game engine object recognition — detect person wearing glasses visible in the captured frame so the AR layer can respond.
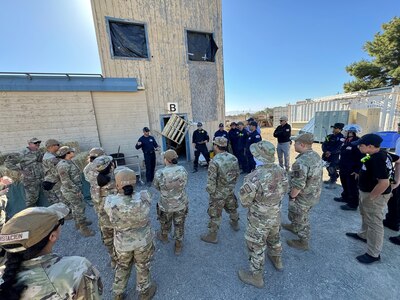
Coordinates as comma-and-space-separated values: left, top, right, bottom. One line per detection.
56, 146, 94, 237
273, 116, 292, 171
192, 122, 210, 173
0, 203, 103, 299
4, 138, 44, 207
42, 139, 63, 205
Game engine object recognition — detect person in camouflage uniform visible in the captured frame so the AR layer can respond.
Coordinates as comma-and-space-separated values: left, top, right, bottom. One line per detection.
0, 176, 12, 230
154, 149, 188, 255
200, 137, 240, 244
238, 141, 288, 288
0, 203, 103, 299
42, 139, 63, 205
83, 147, 106, 208
56, 146, 94, 237
0, 176, 13, 265
104, 168, 156, 300
92, 155, 117, 267
4, 138, 44, 207
282, 133, 323, 250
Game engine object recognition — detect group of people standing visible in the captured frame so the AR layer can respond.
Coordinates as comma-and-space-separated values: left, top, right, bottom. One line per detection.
321, 122, 400, 263
2, 116, 400, 298
192, 118, 262, 174
0, 126, 325, 298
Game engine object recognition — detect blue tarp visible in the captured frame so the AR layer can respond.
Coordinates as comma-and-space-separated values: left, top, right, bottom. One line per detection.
375, 131, 400, 149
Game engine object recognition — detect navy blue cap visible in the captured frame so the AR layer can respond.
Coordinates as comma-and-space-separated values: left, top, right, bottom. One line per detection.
143, 127, 150, 132
352, 133, 383, 147
249, 121, 258, 127
197, 122, 203, 127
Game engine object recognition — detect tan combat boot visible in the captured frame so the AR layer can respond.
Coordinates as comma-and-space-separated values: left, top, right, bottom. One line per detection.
175, 240, 183, 255
237, 269, 264, 288
267, 254, 283, 271
287, 239, 309, 250
138, 282, 157, 300
230, 220, 240, 232
200, 232, 218, 244
78, 224, 95, 237
113, 294, 123, 300
281, 223, 297, 234
156, 231, 169, 244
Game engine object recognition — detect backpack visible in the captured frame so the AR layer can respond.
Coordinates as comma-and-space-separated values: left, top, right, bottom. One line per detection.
385, 153, 396, 184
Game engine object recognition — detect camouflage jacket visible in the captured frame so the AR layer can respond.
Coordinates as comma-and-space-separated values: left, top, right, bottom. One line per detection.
104, 191, 153, 251
206, 152, 240, 199
290, 150, 323, 206
43, 152, 61, 183
154, 165, 188, 212
83, 162, 100, 200
240, 164, 288, 217
0, 184, 7, 228
0, 253, 103, 299
57, 160, 82, 194
5, 148, 44, 180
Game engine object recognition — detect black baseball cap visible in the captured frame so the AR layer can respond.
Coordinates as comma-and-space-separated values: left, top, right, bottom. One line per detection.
143, 127, 150, 132
219, 123, 224, 127
247, 117, 254, 122
197, 122, 203, 127
352, 133, 383, 147
249, 121, 258, 127
330, 123, 344, 130
230, 122, 237, 126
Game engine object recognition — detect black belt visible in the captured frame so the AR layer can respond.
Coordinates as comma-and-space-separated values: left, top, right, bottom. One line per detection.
144, 151, 154, 154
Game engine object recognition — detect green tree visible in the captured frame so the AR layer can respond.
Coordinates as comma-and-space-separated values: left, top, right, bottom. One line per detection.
344, 17, 400, 92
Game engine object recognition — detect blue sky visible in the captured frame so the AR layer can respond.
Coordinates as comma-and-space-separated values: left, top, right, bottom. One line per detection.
0, 0, 398, 112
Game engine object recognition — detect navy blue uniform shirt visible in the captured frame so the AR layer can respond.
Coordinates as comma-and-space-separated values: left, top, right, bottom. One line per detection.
246, 130, 262, 150
322, 133, 345, 154
236, 129, 249, 150
135, 135, 158, 153
214, 129, 229, 140
192, 129, 209, 145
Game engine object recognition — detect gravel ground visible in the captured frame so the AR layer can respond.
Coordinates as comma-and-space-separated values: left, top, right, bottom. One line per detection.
55, 158, 400, 300
53, 128, 400, 299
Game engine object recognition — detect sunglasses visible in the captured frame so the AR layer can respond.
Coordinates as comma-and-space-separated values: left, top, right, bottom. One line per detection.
33, 142, 41, 145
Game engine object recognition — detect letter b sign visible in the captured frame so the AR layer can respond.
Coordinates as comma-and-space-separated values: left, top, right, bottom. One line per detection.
167, 102, 178, 113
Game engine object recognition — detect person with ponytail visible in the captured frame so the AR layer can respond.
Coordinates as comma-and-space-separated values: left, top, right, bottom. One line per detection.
0, 203, 103, 299
104, 168, 156, 300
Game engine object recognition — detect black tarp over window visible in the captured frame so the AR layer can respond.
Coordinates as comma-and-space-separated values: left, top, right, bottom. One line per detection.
109, 21, 148, 58
187, 31, 218, 62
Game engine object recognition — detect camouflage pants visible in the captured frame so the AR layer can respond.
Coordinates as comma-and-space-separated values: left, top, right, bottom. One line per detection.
45, 182, 64, 205
113, 242, 155, 296
23, 178, 42, 207
93, 197, 115, 263
288, 199, 312, 241
157, 204, 188, 241
245, 211, 282, 273
62, 190, 86, 225
207, 194, 239, 233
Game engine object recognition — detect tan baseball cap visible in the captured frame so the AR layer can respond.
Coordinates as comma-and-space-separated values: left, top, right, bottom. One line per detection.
163, 149, 178, 162
0, 203, 70, 253
115, 168, 136, 188
45, 139, 60, 148
291, 133, 314, 144
214, 137, 228, 147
